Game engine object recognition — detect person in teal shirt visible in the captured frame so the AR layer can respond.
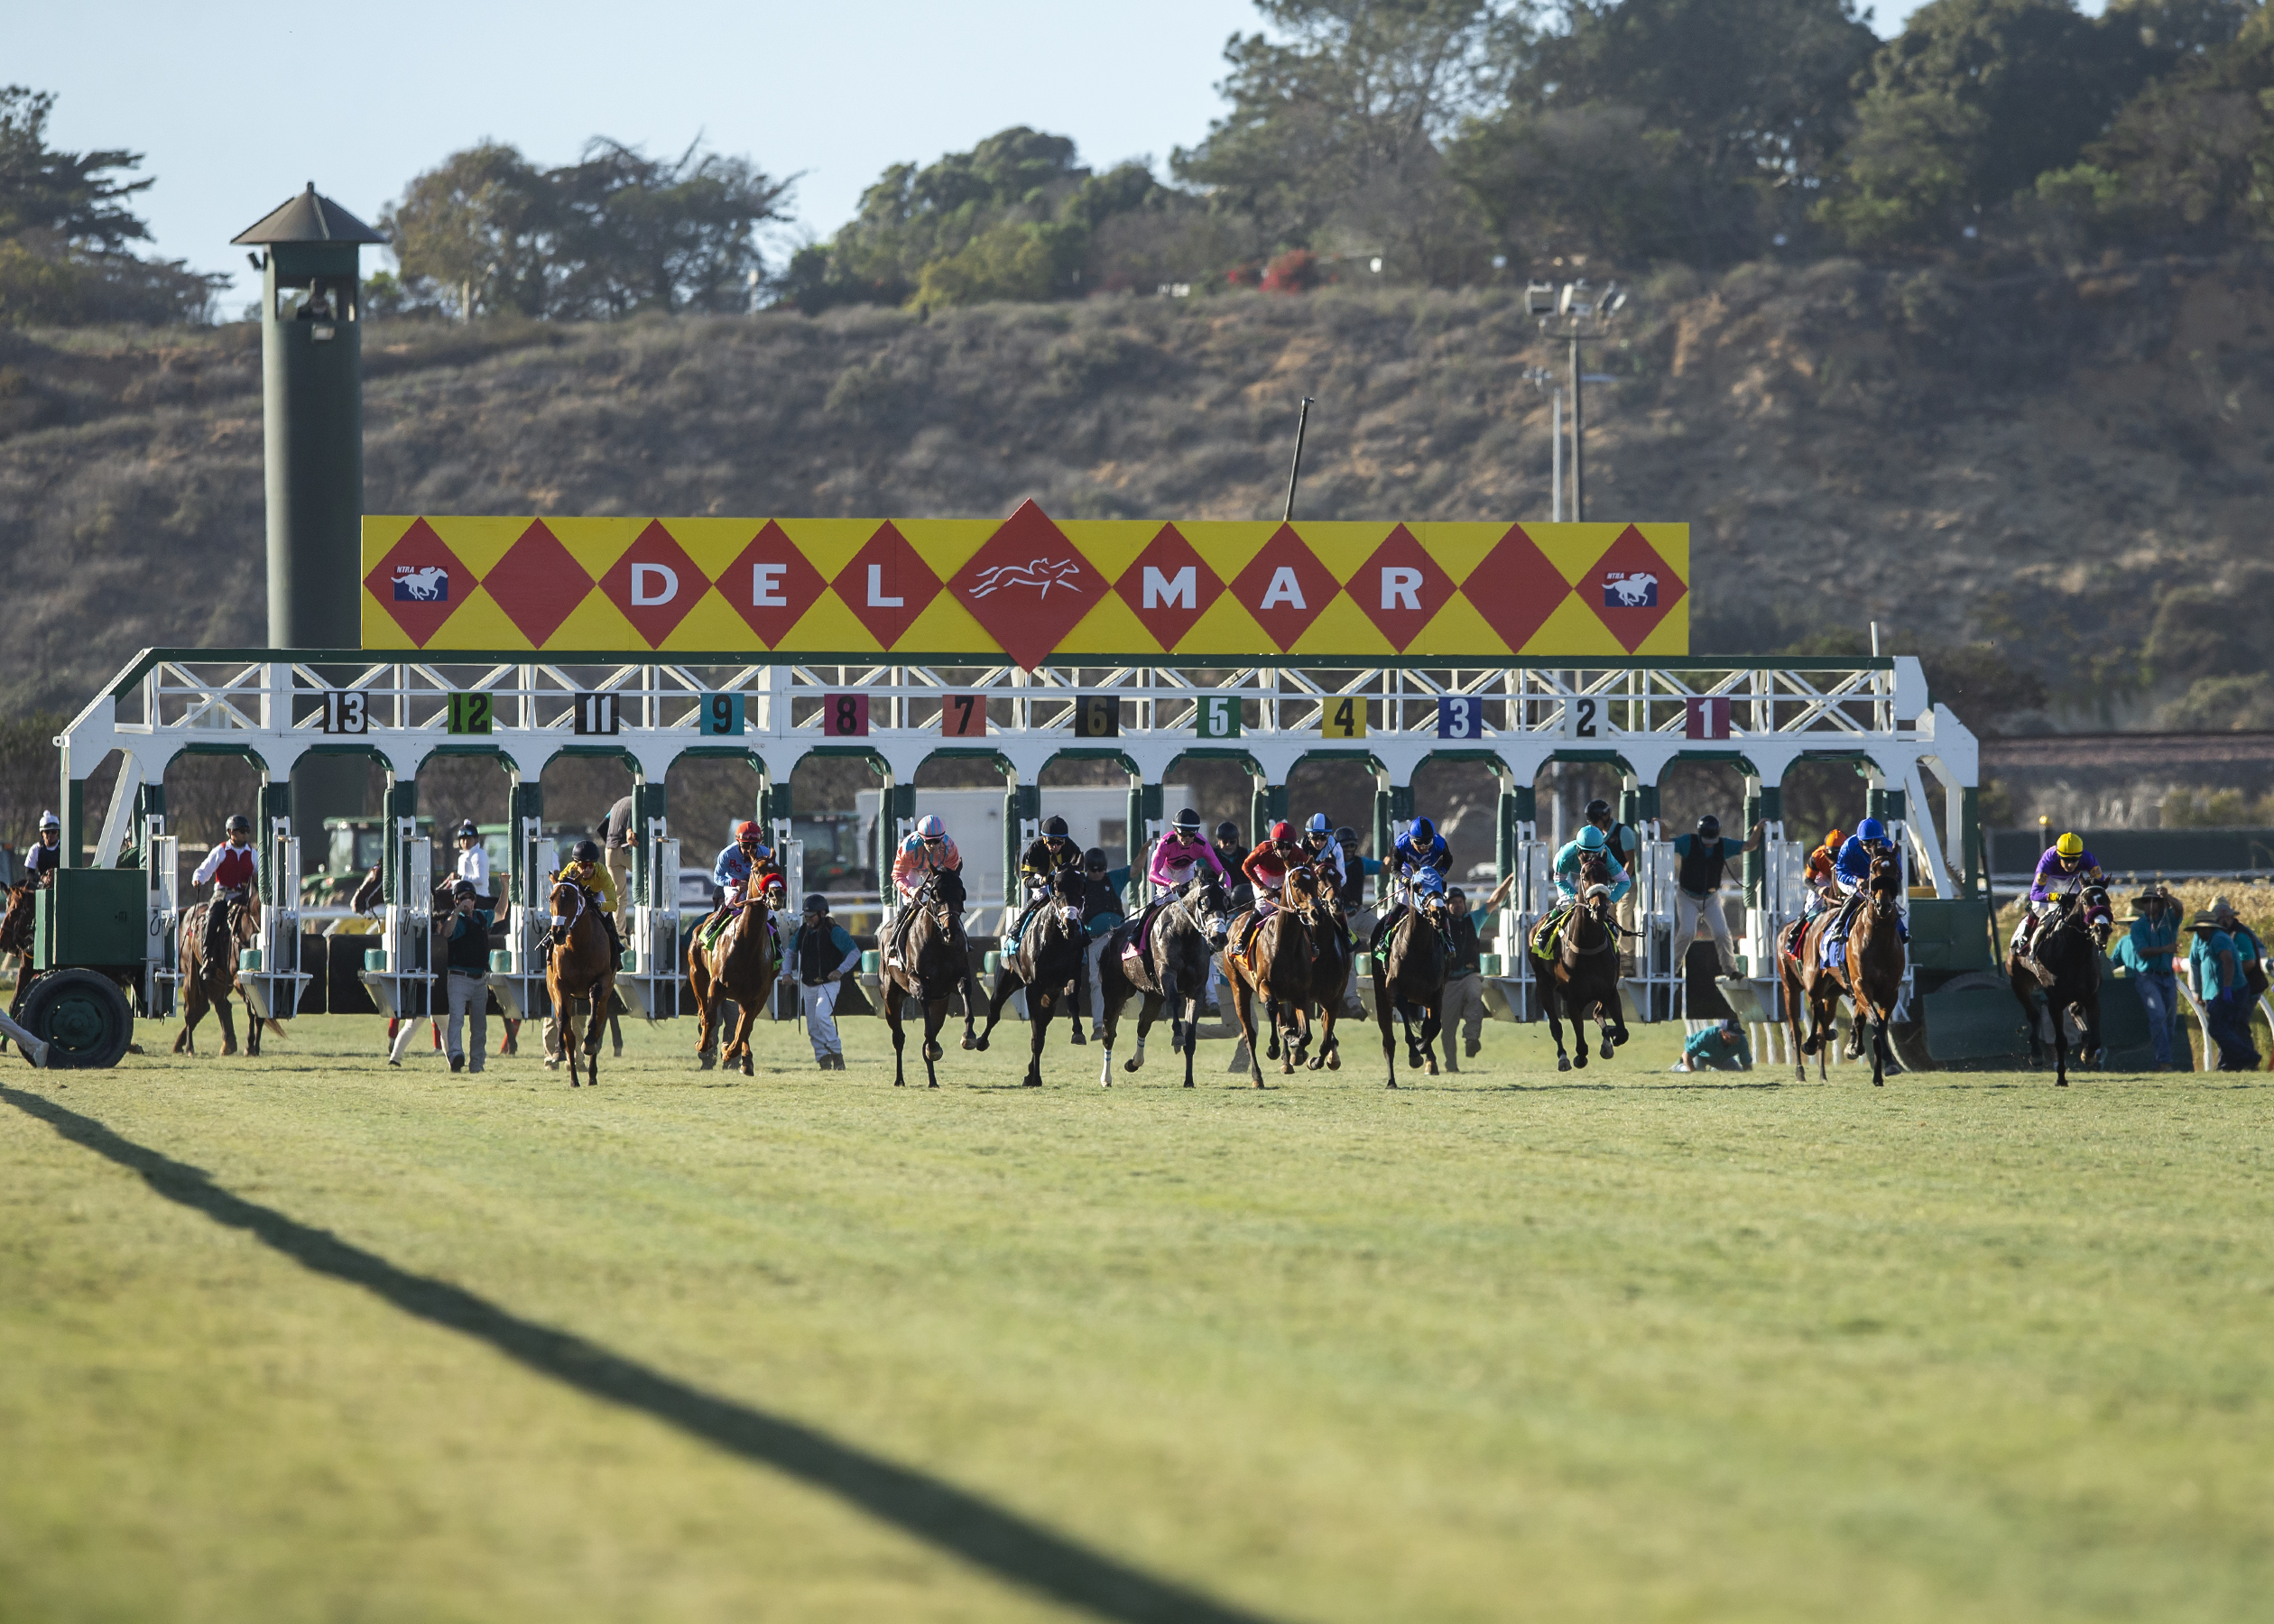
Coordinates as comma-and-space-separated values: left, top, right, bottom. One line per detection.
2114, 887, 2180, 1069
2189, 911, 2260, 1070
1673, 1019, 1752, 1072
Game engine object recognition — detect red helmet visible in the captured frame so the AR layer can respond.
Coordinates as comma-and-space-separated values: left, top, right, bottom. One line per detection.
735, 820, 762, 844
1271, 820, 1294, 842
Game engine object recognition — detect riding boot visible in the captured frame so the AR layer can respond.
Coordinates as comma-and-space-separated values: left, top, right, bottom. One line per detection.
602, 910, 624, 968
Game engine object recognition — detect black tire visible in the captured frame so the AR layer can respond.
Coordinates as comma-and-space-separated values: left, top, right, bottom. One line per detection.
20, 968, 134, 1070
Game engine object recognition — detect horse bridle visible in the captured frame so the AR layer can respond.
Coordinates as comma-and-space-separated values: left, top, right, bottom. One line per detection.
547, 879, 585, 942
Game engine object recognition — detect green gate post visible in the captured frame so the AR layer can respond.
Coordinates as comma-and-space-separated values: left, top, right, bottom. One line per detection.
1135, 781, 1164, 874
507, 780, 543, 909
888, 783, 919, 912
1006, 783, 1040, 912
631, 781, 668, 907
1254, 782, 1285, 848
233, 185, 386, 832
255, 781, 292, 904
763, 777, 790, 829
381, 780, 418, 905
1744, 784, 1781, 908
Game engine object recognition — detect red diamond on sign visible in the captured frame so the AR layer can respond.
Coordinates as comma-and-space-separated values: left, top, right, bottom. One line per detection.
1586, 524, 1687, 653
1113, 522, 1222, 652
1229, 523, 1338, 651
830, 521, 940, 650
1352, 524, 1455, 653
720, 521, 827, 649
1460, 524, 1571, 654
949, 500, 1109, 670
482, 520, 596, 649
364, 518, 475, 648
598, 521, 705, 648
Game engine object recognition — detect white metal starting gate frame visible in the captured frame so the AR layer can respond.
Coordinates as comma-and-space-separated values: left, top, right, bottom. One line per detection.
57, 648, 1986, 1026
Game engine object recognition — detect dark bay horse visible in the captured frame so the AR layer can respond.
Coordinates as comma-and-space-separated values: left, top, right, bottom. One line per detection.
2, 882, 36, 1020
1306, 891, 1353, 1073
1842, 853, 1909, 1086
2008, 883, 2112, 1086
1376, 885, 1451, 1086
175, 890, 266, 1056
545, 875, 616, 1087
974, 872, 1084, 1088
1222, 866, 1324, 1085
689, 890, 778, 1077
1541, 857, 1624, 1075
888, 867, 978, 1088
1098, 872, 1232, 1089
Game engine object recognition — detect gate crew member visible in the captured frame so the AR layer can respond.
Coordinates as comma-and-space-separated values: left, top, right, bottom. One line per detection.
1212, 821, 1253, 911
1370, 816, 1453, 953
888, 815, 963, 966
2011, 831, 2107, 980
1667, 814, 1765, 980
1077, 846, 1132, 1041
191, 815, 261, 962
441, 878, 493, 1074
23, 811, 62, 886
1440, 888, 1486, 1068
792, 893, 861, 1071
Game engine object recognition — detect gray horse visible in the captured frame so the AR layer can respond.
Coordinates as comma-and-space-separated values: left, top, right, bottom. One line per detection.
1095, 873, 1234, 1088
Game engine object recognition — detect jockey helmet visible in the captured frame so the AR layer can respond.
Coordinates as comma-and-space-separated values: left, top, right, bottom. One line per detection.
916, 814, 948, 842
457, 820, 479, 840
804, 893, 828, 915
2056, 831, 2084, 858
735, 819, 762, 844
1307, 812, 1331, 835
226, 814, 252, 838
1042, 815, 1069, 838
1823, 827, 1843, 850
1698, 815, 1721, 838
1174, 807, 1201, 832
1856, 817, 1887, 844
1407, 816, 1436, 845
1576, 824, 1607, 853
1270, 820, 1294, 843
1084, 846, 1107, 872
449, 878, 476, 898
1216, 821, 1241, 844
1585, 798, 1613, 825
37, 810, 58, 831
573, 838, 601, 863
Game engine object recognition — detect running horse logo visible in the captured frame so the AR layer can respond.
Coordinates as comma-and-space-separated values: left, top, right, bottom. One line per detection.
1603, 571, 1658, 608
969, 558, 1086, 601
393, 565, 450, 603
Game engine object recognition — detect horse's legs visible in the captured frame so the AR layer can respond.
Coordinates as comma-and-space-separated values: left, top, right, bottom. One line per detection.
1783, 972, 1807, 1081
1233, 977, 1268, 1088
212, 987, 239, 1057
975, 968, 1016, 1053
883, 983, 908, 1086
1567, 996, 1587, 1069
729, 997, 757, 1077
245, 988, 263, 1057
2054, 996, 2070, 1087
1375, 970, 1400, 1088
1022, 990, 1049, 1087
1420, 1000, 1444, 1075
690, 959, 717, 1068
1179, 990, 1197, 1088
1545, 982, 1569, 1073
921, 998, 946, 1087
174, 972, 206, 1054
1126, 989, 1160, 1074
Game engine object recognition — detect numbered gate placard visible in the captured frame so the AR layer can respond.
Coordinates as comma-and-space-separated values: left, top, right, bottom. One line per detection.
1437, 695, 1484, 740
1320, 696, 1367, 739
822, 693, 870, 737
939, 694, 985, 737
319, 691, 369, 734
1073, 695, 1120, 738
446, 692, 493, 734
1564, 694, 1601, 739
1196, 695, 1242, 738
699, 692, 745, 735
573, 692, 621, 736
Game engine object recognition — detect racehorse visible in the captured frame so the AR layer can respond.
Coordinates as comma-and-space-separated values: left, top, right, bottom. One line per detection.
1221, 866, 1325, 1085
2, 881, 35, 1016
1306, 885, 1354, 1072
1096, 872, 1232, 1089
174, 891, 266, 1056
687, 887, 778, 1077
1540, 854, 1624, 1075
544, 874, 616, 1087
886, 866, 978, 1088
1841, 853, 1909, 1085
973, 871, 1084, 1088
2008, 883, 2112, 1086
1376, 882, 1451, 1086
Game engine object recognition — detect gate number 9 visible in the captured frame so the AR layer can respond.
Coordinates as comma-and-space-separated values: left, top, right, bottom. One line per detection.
700, 693, 745, 735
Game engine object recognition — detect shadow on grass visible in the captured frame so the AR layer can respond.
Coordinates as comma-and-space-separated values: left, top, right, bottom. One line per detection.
2, 1084, 1280, 1624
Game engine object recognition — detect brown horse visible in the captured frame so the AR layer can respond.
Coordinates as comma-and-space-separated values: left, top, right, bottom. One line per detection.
688, 890, 779, 1077
2007, 882, 2112, 1086
974, 872, 1085, 1088
544, 874, 616, 1087
174, 892, 263, 1056
1782, 856, 1894, 1082
1, 881, 35, 1013
1376, 885, 1452, 1086
1220, 865, 1323, 1085
885, 866, 977, 1088
1842, 853, 1909, 1085
1306, 887, 1354, 1072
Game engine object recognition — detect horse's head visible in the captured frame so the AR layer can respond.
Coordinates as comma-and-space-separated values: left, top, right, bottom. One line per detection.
1282, 864, 1324, 918
2080, 883, 2114, 948
546, 876, 585, 945
0, 882, 32, 950
1868, 852, 1902, 913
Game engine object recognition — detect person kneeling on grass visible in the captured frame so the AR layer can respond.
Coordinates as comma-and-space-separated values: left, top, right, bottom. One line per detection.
1671, 1017, 1752, 1073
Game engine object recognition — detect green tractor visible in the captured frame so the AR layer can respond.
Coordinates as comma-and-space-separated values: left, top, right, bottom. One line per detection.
8, 867, 145, 1069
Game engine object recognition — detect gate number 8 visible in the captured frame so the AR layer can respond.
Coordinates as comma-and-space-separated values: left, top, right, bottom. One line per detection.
823, 694, 870, 737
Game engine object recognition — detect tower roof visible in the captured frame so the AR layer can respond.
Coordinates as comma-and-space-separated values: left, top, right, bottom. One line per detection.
232, 182, 386, 246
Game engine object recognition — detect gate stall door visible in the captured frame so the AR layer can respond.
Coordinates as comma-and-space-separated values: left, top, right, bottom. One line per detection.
145, 817, 178, 1018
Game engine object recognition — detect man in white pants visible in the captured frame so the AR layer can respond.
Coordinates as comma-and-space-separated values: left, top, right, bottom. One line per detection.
1667, 815, 1764, 979
790, 893, 861, 1069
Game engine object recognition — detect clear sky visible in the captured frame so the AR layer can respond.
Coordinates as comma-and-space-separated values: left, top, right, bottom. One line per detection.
17, 1, 2057, 309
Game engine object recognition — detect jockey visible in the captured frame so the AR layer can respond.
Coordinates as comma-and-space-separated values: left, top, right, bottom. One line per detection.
1009, 815, 1084, 947
22, 810, 62, 886
700, 821, 781, 954
1234, 820, 1308, 954
1527, 823, 1631, 961
1300, 813, 1349, 897
887, 814, 964, 964
190, 815, 261, 959
1150, 807, 1230, 892
2011, 831, 2108, 973
1369, 817, 1454, 951
1822, 818, 1906, 967
555, 838, 624, 964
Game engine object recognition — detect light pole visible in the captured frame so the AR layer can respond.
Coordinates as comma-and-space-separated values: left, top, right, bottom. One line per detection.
1527, 279, 1628, 521
1522, 364, 1561, 521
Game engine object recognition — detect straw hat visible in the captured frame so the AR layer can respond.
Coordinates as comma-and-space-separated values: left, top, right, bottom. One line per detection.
2189, 910, 2225, 930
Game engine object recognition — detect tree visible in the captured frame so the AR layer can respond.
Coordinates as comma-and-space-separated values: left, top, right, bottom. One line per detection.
380, 142, 556, 318
547, 139, 793, 318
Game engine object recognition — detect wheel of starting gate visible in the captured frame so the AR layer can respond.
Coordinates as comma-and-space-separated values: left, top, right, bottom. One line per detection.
19, 968, 134, 1070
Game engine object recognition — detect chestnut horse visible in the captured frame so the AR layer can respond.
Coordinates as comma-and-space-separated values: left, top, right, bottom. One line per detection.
688, 889, 779, 1077
174, 892, 264, 1056
544, 874, 617, 1087
1221, 865, 1325, 1085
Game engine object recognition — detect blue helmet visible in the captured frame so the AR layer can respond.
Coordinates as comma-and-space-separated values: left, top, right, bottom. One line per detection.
1407, 816, 1436, 846
1576, 824, 1607, 852
1857, 817, 1888, 844
1306, 812, 1331, 835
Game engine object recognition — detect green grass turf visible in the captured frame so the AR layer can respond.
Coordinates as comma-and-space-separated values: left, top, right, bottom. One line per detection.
2, 1008, 2269, 1624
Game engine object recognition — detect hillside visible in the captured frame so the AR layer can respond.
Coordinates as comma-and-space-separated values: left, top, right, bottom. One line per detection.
3, 259, 2271, 730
